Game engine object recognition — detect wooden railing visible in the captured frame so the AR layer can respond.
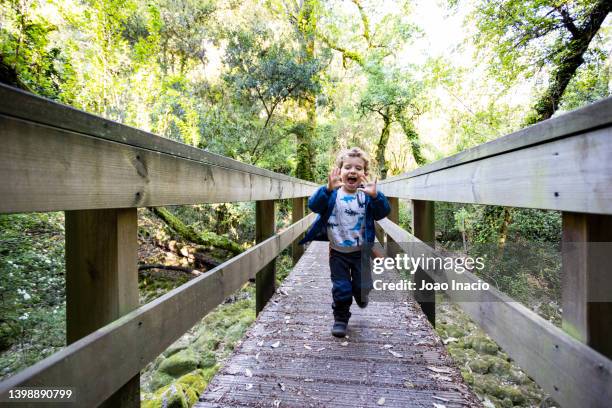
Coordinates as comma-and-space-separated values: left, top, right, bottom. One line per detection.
2, 82, 611, 408
376, 96, 612, 408
0, 84, 318, 406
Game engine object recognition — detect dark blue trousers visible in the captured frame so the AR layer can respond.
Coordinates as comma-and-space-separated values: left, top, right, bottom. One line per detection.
329, 248, 372, 323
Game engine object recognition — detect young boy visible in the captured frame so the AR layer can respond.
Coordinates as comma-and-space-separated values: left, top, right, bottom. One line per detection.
299, 147, 390, 337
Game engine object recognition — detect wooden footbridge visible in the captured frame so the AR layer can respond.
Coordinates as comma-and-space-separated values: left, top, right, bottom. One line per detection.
197, 241, 481, 408
0, 83, 611, 407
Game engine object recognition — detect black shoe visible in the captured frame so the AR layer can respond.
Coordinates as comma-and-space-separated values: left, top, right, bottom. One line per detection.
356, 294, 368, 309
331, 321, 347, 338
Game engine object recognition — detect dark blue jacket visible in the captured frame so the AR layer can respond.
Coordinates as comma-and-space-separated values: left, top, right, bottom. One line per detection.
299, 186, 391, 245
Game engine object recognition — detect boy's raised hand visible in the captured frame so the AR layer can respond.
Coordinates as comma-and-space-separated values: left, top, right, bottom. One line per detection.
327, 167, 344, 192
357, 175, 378, 197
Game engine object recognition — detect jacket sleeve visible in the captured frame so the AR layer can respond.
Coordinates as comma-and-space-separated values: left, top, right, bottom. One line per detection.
308, 186, 332, 215
370, 191, 391, 221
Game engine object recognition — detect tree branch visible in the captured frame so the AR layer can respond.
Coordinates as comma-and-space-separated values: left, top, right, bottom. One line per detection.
351, 0, 373, 48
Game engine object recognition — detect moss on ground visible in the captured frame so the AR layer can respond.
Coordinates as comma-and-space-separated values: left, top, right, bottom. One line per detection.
437, 301, 556, 407
141, 251, 293, 407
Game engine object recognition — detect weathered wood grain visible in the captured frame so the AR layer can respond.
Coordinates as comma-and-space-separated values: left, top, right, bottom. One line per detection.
197, 241, 482, 408
0, 116, 316, 213
381, 96, 612, 181
0, 84, 317, 186
378, 126, 612, 214
377, 218, 612, 408
291, 197, 305, 263
256, 200, 276, 315
411, 200, 436, 326
65, 208, 140, 406
561, 212, 612, 359
0, 213, 316, 407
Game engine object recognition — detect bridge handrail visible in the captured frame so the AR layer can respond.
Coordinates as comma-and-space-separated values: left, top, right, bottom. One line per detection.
378, 97, 612, 215
0, 83, 317, 404
374, 98, 612, 408
0, 212, 316, 405
376, 218, 612, 408
0, 84, 317, 214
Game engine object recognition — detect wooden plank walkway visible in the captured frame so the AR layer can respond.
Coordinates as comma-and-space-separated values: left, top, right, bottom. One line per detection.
197, 241, 482, 408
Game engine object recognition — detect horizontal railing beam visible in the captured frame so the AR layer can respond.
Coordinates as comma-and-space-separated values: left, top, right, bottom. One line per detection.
0, 84, 313, 185
378, 126, 612, 214
0, 114, 316, 213
0, 212, 316, 406
376, 218, 612, 408
382, 96, 612, 180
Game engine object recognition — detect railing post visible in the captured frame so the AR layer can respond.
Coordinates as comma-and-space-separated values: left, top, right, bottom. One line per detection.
256, 200, 276, 315
65, 208, 140, 407
291, 197, 305, 264
411, 200, 435, 327
387, 197, 400, 256
375, 223, 386, 247
561, 212, 612, 359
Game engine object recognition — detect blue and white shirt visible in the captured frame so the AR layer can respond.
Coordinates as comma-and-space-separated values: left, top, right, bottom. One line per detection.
327, 188, 366, 253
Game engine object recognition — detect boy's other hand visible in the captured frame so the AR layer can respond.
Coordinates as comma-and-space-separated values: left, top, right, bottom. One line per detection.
357, 175, 377, 197
327, 168, 344, 192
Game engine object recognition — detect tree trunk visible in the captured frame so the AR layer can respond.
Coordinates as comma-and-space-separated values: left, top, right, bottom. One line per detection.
150, 207, 243, 255
526, 0, 612, 124
295, 0, 318, 182
376, 110, 392, 179
399, 117, 426, 166
497, 207, 513, 251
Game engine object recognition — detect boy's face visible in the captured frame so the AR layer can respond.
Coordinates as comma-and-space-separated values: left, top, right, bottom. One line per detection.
340, 156, 367, 192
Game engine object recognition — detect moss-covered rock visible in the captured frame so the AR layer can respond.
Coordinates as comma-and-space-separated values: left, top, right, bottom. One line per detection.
150, 371, 175, 391
143, 367, 219, 408
509, 368, 529, 384
467, 335, 499, 354
198, 350, 216, 368
487, 357, 511, 375
176, 368, 214, 405
143, 384, 189, 408
158, 349, 200, 377
477, 376, 503, 396
498, 384, 525, 403
447, 346, 478, 364
469, 357, 492, 374
445, 324, 466, 338
460, 370, 474, 385
163, 344, 189, 359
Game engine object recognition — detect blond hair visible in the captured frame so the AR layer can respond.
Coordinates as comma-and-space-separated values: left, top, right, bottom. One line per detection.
335, 147, 370, 174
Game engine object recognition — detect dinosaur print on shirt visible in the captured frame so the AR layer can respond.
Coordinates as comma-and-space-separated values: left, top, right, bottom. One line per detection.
327, 189, 366, 253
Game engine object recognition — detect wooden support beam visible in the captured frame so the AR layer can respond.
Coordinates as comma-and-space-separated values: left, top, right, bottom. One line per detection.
386, 197, 400, 257
65, 208, 139, 407
388, 197, 400, 224
411, 200, 435, 326
375, 222, 385, 247
0, 213, 316, 407
256, 200, 276, 315
562, 212, 612, 359
291, 197, 305, 264
377, 217, 612, 408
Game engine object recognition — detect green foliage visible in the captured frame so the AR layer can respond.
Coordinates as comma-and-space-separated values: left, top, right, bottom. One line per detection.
465, 0, 611, 123
0, 0, 74, 99
471, 0, 593, 83
560, 47, 611, 111
225, 29, 322, 114
0, 213, 65, 379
